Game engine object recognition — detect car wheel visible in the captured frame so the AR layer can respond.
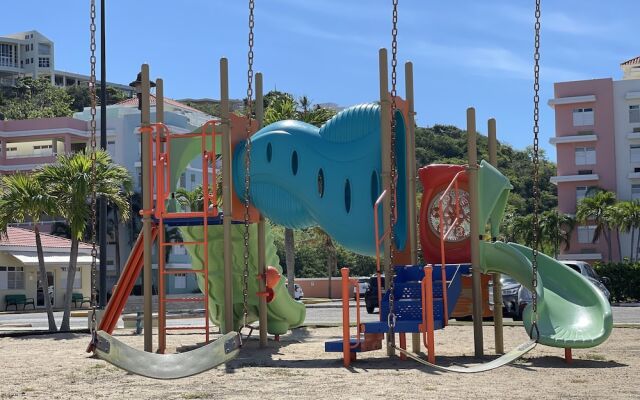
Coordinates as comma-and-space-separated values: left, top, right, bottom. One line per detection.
366, 304, 375, 314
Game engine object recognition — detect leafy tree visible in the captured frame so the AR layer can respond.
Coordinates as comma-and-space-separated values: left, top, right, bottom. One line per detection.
576, 190, 617, 262
38, 150, 132, 331
539, 210, 575, 258
65, 85, 130, 112
613, 201, 640, 261
0, 77, 72, 120
0, 174, 58, 331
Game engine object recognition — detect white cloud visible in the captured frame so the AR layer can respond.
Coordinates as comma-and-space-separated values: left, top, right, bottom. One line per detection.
408, 40, 588, 82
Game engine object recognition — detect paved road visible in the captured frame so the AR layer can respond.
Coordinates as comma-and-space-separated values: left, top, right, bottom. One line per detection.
1, 304, 639, 331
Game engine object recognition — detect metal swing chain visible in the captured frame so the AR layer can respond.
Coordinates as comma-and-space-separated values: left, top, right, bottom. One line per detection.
89, 0, 99, 339
241, 0, 255, 330
387, 0, 399, 333
530, 0, 541, 341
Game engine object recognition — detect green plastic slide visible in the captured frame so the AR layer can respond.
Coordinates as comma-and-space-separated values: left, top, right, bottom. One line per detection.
181, 224, 306, 335
480, 241, 613, 348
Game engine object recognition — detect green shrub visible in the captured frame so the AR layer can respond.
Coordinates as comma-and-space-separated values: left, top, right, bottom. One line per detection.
593, 261, 640, 302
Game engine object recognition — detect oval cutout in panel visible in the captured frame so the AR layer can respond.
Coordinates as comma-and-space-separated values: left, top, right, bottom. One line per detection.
291, 150, 299, 175
317, 168, 325, 198
344, 179, 351, 213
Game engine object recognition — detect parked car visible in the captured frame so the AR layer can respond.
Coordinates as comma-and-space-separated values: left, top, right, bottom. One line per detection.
505, 260, 610, 321
285, 283, 304, 301
354, 277, 370, 299
364, 275, 385, 314
499, 275, 523, 320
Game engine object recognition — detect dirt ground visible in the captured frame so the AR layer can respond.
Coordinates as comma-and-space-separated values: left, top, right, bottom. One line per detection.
0, 325, 638, 400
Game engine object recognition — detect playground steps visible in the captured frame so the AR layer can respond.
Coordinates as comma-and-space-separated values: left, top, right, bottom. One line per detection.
325, 264, 465, 353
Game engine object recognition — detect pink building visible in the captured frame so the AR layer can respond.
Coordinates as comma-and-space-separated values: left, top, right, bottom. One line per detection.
550, 57, 640, 262
0, 117, 89, 174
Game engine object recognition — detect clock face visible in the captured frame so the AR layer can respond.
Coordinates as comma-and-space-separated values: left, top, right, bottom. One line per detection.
428, 189, 471, 243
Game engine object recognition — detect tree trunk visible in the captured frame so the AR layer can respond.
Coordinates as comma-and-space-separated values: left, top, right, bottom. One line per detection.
326, 235, 337, 299
616, 229, 622, 262
34, 225, 57, 332
636, 228, 640, 263
630, 228, 635, 263
114, 210, 121, 278
284, 228, 295, 298
60, 238, 79, 331
604, 228, 613, 263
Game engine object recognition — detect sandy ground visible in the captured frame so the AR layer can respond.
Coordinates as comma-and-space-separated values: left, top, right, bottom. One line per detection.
0, 325, 638, 400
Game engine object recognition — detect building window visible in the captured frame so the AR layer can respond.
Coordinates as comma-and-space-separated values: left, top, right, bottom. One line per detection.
61, 268, 82, 289
180, 173, 186, 188
107, 140, 116, 156
38, 57, 50, 68
6, 146, 18, 158
573, 108, 594, 126
577, 225, 597, 244
0, 266, 25, 290
0, 43, 17, 68
631, 145, 640, 163
576, 186, 587, 203
33, 144, 53, 157
38, 43, 51, 55
632, 184, 640, 201
575, 147, 596, 165
174, 273, 187, 289
630, 105, 640, 124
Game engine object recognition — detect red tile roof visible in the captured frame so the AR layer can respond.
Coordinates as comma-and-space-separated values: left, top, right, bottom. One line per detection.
0, 227, 92, 250
115, 95, 207, 115
621, 56, 640, 66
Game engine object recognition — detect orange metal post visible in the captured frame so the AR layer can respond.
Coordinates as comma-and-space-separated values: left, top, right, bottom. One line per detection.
399, 333, 407, 360
341, 268, 351, 368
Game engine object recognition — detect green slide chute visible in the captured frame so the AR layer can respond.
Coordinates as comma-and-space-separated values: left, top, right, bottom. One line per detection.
480, 241, 613, 348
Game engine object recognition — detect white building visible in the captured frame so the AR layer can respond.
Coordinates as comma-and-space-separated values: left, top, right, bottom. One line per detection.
74, 96, 217, 291
0, 30, 133, 95
613, 57, 640, 260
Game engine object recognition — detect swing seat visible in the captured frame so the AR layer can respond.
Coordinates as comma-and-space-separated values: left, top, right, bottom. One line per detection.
394, 339, 536, 373
93, 330, 241, 379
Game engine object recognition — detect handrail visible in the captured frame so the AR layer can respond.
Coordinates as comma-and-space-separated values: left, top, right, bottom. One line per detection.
437, 169, 467, 325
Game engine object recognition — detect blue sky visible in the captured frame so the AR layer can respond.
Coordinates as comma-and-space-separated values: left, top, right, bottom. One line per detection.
4, 0, 638, 159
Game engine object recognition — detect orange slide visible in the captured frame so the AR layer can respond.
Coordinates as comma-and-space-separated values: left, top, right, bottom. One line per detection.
98, 227, 158, 334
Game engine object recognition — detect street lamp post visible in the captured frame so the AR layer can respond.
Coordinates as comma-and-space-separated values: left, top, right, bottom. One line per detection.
129, 69, 156, 352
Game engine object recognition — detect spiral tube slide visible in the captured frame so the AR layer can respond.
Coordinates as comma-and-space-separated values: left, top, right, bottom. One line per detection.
480, 241, 613, 348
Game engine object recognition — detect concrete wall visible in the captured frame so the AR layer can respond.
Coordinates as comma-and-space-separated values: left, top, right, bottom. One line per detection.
295, 277, 352, 299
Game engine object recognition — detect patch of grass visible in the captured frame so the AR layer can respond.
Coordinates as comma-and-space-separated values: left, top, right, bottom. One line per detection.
90, 363, 106, 369
583, 353, 606, 361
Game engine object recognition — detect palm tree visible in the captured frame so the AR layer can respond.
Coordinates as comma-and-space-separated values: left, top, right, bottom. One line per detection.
0, 174, 58, 331
39, 150, 132, 331
540, 210, 575, 259
576, 190, 617, 262
613, 201, 640, 261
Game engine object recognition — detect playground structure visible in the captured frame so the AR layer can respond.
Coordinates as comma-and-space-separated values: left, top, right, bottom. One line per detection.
84, 0, 614, 379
